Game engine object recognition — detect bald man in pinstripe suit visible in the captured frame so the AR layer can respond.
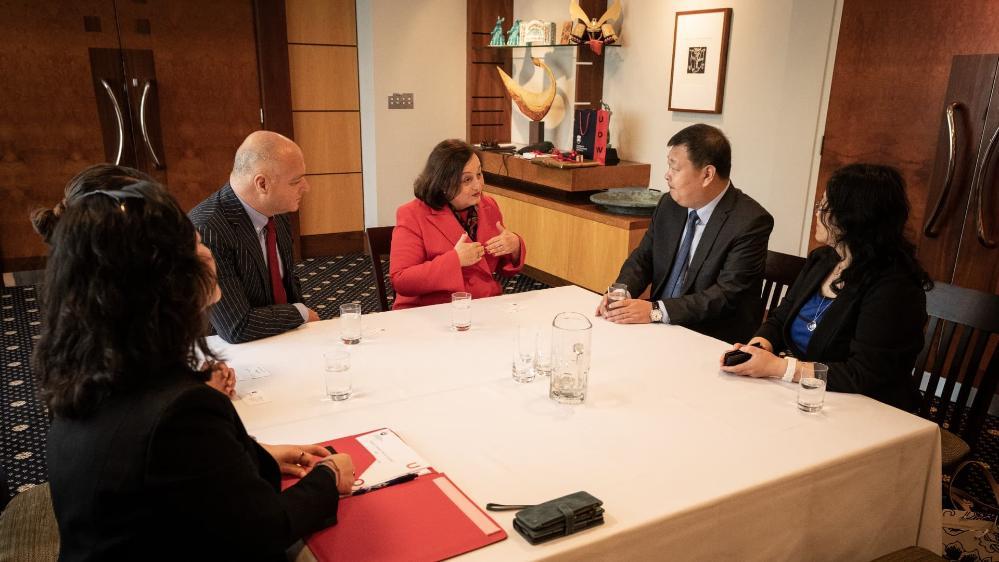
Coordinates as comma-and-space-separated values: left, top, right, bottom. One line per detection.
189, 131, 319, 344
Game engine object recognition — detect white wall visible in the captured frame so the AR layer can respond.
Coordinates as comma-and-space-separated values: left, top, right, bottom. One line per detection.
601, 0, 841, 254
357, 0, 467, 228
359, 0, 843, 255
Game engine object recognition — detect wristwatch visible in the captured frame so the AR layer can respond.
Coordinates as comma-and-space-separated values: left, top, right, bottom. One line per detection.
649, 303, 663, 323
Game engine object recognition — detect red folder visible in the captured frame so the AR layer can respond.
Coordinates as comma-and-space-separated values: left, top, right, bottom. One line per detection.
281, 429, 507, 561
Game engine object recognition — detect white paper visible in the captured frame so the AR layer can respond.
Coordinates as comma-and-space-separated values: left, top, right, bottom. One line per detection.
234, 365, 272, 382
353, 429, 432, 488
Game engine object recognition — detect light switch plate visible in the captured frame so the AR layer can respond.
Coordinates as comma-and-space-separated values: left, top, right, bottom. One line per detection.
388, 93, 414, 109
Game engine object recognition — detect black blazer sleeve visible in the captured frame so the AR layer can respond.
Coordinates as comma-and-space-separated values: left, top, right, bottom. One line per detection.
199, 221, 305, 344
146, 385, 339, 557
820, 272, 926, 398
615, 197, 666, 295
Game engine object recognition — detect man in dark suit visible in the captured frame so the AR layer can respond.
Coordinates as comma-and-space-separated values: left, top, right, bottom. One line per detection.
598, 124, 774, 343
190, 131, 319, 343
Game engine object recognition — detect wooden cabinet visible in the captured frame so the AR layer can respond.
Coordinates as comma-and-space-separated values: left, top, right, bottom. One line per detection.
479, 151, 651, 292
0, 1, 267, 269
920, 55, 999, 294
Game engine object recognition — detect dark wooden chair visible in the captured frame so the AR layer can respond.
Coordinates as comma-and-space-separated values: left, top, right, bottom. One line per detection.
913, 281, 999, 469
760, 250, 806, 320
364, 226, 394, 312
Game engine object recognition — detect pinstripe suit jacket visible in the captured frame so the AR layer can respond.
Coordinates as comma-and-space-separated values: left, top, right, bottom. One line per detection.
189, 184, 304, 343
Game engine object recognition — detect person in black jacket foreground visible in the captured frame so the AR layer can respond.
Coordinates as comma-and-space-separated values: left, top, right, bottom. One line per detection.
721, 164, 932, 411
35, 181, 353, 561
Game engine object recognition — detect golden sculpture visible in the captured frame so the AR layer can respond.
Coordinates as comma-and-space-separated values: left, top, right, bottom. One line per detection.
496, 58, 557, 122
569, 0, 621, 55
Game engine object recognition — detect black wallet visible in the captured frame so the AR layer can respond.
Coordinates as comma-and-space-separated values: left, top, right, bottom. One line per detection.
511, 491, 604, 545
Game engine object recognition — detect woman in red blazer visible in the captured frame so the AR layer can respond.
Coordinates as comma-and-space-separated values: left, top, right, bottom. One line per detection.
391, 139, 526, 310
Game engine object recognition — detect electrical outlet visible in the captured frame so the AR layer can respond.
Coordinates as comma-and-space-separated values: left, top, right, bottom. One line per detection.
388, 93, 414, 109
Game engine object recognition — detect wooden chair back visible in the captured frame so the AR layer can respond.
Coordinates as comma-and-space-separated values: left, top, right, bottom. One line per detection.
364, 226, 395, 312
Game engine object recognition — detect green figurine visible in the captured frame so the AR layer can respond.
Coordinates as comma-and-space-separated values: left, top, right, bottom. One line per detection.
489, 16, 505, 46
506, 19, 521, 46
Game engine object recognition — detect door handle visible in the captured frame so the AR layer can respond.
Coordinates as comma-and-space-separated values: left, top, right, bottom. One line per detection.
100, 79, 124, 165
975, 125, 998, 248
924, 102, 963, 238
139, 80, 164, 169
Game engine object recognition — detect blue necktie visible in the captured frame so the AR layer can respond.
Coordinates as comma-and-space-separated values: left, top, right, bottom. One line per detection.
664, 210, 700, 299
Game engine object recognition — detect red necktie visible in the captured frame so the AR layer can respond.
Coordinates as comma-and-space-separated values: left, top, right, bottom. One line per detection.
265, 217, 287, 305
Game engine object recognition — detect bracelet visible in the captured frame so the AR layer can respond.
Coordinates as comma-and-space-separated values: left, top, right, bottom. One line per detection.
782, 357, 798, 382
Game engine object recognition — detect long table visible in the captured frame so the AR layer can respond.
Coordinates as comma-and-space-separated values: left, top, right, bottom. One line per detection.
211, 285, 942, 560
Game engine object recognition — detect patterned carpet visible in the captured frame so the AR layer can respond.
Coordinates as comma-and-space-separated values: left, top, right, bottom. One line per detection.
0, 253, 550, 497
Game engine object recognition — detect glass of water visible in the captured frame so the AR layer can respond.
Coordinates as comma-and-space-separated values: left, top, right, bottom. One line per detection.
606, 283, 630, 305
512, 326, 537, 383
323, 349, 351, 401
451, 292, 471, 331
534, 327, 553, 377
797, 362, 828, 413
340, 303, 362, 345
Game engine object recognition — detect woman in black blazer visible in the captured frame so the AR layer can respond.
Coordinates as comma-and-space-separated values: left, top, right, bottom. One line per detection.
721, 164, 932, 411
34, 181, 354, 561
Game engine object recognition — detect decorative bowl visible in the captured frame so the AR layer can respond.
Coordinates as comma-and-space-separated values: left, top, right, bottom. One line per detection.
589, 188, 665, 216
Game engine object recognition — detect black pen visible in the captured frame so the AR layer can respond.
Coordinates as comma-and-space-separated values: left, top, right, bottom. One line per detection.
351, 473, 418, 496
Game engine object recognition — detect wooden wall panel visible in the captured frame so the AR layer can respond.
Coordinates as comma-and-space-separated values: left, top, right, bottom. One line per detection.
300, 173, 363, 235
286, 0, 356, 45
293, 111, 361, 173
288, 45, 359, 110
467, 0, 513, 144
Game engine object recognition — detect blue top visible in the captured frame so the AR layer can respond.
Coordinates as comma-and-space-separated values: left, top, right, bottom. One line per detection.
789, 292, 835, 356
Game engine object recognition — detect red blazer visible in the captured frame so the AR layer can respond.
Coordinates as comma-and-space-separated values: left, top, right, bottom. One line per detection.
390, 195, 526, 310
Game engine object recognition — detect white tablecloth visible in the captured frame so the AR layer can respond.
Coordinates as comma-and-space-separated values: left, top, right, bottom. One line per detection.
211, 286, 942, 561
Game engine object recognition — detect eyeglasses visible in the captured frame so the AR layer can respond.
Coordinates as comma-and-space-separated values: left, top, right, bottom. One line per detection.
81, 189, 145, 212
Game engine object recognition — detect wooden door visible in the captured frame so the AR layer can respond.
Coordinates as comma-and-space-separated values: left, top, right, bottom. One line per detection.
114, 0, 262, 212
815, 0, 999, 289
918, 56, 998, 287
0, 1, 120, 269
953, 83, 999, 294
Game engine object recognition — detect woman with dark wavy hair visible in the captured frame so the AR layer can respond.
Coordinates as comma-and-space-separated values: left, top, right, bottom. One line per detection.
35, 181, 354, 561
721, 164, 932, 411
30, 163, 237, 397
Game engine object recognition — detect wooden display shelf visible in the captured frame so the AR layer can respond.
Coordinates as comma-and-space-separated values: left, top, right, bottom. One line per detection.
479, 150, 651, 193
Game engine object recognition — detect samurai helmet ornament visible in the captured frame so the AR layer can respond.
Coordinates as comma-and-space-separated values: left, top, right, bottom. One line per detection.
568, 0, 622, 55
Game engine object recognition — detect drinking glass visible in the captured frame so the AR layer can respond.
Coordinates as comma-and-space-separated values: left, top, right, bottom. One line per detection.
451, 292, 472, 331
512, 326, 537, 383
323, 349, 351, 401
340, 303, 362, 345
606, 283, 630, 305
534, 326, 553, 377
550, 312, 592, 404
797, 362, 828, 413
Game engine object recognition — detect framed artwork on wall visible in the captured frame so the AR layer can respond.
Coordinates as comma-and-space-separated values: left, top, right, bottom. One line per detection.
668, 8, 732, 113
